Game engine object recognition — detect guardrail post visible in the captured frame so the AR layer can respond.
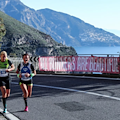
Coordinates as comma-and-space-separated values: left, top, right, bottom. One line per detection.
91, 54, 93, 75
107, 54, 110, 75
54, 56, 56, 74
119, 54, 120, 76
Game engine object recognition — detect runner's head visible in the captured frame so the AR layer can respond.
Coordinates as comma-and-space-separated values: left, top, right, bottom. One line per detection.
0, 51, 8, 62
22, 53, 30, 63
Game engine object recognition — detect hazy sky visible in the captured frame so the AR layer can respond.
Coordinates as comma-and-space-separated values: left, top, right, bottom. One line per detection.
20, 0, 120, 36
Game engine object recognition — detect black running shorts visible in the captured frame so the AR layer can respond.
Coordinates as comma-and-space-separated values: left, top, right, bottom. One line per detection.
19, 79, 33, 86
0, 76, 11, 89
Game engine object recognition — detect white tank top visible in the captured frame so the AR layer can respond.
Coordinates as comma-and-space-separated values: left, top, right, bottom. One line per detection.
20, 62, 32, 81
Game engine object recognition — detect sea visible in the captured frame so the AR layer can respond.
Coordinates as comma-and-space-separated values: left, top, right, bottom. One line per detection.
74, 46, 120, 74
74, 46, 120, 57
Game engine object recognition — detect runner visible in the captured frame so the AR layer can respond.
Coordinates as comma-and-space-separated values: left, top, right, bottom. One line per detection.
16, 53, 36, 112
0, 51, 15, 113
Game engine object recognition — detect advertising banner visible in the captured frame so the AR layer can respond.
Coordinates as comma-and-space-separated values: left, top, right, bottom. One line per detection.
39, 56, 120, 74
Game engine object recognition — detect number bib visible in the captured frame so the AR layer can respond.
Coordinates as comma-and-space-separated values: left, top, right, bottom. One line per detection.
0, 69, 8, 77
21, 73, 31, 81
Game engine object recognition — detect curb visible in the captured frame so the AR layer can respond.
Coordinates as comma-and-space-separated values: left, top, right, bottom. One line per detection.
0, 108, 20, 120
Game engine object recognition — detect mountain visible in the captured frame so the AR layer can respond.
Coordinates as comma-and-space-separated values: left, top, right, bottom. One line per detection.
0, 10, 77, 56
1, 0, 120, 46
105, 29, 120, 38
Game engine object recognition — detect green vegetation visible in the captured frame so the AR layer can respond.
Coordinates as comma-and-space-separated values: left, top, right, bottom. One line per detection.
0, 17, 6, 40
0, 11, 77, 56
0, 17, 6, 51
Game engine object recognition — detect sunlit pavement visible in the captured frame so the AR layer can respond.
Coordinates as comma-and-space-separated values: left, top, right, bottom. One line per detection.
0, 74, 120, 120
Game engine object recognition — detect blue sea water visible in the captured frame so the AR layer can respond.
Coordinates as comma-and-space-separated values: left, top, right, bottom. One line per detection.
74, 47, 120, 57
74, 47, 120, 74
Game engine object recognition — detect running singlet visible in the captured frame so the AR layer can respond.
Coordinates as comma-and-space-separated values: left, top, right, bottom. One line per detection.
20, 63, 32, 81
0, 59, 10, 77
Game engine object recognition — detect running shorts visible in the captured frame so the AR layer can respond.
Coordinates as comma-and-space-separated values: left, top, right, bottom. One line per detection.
19, 79, 33, 86
0, 76, 11, 89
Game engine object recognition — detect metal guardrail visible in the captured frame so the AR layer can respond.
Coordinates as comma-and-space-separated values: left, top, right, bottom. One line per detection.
77, 54, 120, 57
8, 57, 39, 71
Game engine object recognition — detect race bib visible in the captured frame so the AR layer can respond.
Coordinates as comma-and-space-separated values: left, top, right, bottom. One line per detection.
0, 69, 8, 77
21, 73, 30, 81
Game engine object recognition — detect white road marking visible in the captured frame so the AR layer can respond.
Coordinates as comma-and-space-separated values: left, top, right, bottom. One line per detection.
0, 108, 20, 120
12, 82, 120, 101
1, 74, 118, 120
10, 73, 120, 81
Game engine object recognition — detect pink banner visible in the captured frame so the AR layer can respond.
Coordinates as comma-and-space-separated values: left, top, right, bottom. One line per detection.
39, 56, 120, 74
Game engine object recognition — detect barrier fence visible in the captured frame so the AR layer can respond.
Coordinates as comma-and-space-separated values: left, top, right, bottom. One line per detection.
39, 56, 120, 74
8, 57, 39, 71
8, 55, 120, 74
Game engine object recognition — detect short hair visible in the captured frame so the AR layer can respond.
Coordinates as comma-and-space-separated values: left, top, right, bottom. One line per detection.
0, 51, 8, 58
22, 53, 30, 58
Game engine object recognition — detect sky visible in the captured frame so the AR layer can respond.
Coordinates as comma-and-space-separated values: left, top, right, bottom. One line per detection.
20, 0, 120, 37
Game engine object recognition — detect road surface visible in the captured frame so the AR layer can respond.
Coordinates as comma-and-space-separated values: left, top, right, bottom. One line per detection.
0, 74, 120, 120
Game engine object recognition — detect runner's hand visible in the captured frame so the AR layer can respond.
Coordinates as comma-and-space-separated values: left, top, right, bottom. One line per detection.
25, 73, 30, 77
6, 69, 10, 72
19, 74, 22, 78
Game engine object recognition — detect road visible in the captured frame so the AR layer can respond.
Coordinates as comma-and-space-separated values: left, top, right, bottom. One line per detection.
0, 74, 120, 120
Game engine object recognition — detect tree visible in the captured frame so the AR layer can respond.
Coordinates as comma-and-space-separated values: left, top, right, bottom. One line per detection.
0, 18, 6, 41
0, 18, 6, 51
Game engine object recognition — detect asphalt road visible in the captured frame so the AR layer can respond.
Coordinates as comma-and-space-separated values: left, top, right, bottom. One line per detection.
1, 74, 120, 120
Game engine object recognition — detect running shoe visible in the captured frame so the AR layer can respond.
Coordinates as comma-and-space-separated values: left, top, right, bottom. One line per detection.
3, 108, 7, 113
24, 106, 28, 112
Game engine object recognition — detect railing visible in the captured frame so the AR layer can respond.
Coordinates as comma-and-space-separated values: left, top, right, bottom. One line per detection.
77, 54, 120, 57
38, 54, 120, 75
8, 57, 39, 72
8, 54, 120, 76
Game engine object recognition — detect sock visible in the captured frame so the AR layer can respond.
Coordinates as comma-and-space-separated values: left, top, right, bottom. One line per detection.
24, 98, 28, 107
2, 98, 7, 109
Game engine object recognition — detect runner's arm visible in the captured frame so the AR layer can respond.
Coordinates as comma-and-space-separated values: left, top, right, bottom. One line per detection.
16, 64, 22, 78
6, 60, 15, 72
16, 64, 20, 74
31, 64, 36, 76
7, 64, 15, 72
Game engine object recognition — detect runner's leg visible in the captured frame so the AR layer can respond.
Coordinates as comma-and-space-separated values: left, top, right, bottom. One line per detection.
0, 86, 7, 113
20, 83, 28, 111
28, 85, 33, 97
20, 83, 28, 98
6, 89, 10, 98
0, 86, 6, 98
